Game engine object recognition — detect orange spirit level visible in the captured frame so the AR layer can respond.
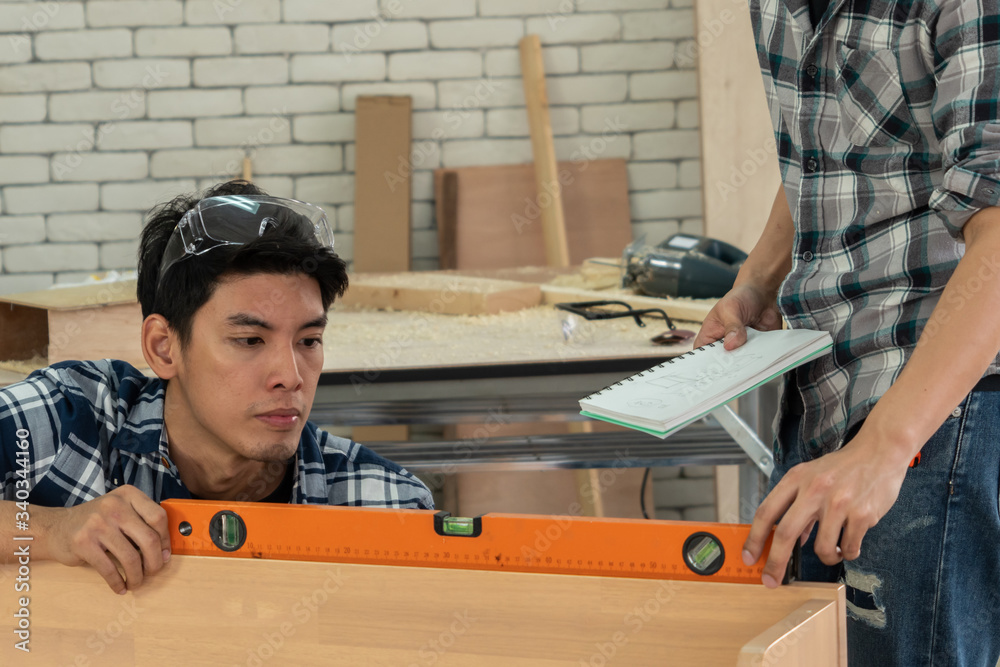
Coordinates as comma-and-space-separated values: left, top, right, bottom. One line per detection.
162, 499, 777, 585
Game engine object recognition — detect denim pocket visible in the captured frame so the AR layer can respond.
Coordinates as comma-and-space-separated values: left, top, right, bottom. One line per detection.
835, 44, 919, 147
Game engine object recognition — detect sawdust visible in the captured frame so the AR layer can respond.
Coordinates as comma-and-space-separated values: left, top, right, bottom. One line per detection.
0, 356, 48, 375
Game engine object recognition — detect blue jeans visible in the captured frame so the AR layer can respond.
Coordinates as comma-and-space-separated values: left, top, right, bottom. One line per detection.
772, 389, 1000, 667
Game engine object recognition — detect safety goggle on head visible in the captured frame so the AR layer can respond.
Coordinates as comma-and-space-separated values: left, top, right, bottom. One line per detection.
157, 195, 335, 286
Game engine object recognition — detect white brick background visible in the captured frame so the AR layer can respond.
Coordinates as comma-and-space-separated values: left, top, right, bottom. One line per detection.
0, 0, 703, 290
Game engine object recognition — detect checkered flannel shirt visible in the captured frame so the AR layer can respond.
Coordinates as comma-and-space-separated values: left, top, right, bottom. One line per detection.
750, 0, 1000, 454
0, 360, 433, 509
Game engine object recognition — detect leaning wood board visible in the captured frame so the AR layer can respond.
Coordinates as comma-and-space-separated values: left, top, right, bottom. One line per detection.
340, 273, 542, 315
0, 280, 143, 367
434, 159, 633, 270
0, 557, 846, 665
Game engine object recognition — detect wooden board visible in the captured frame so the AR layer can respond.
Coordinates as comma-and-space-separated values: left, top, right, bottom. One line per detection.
434, 159, 632, 270
340, 273, 542, 315
353, 95, 412, 272
695, 0, 782, 252
0, 557, 846, 665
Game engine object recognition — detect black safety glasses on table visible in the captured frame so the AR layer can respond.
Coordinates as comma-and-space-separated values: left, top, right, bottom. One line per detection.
554, 300, 696, 345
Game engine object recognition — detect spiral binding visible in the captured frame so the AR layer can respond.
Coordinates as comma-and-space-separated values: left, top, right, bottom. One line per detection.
584, 339, 724, 399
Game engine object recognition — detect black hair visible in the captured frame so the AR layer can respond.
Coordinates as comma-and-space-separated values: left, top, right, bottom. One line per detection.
136, 180, 348, 347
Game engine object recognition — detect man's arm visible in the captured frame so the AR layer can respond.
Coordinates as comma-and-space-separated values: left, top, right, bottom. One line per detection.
1, 487, 172, 595
743, 206, 1000, 586
693, 183, 795, 349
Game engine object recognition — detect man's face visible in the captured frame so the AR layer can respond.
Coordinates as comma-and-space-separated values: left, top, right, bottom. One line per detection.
171, 272, 327, 463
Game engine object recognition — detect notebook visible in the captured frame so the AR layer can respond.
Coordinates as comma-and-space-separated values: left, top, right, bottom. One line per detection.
579, 327, 833, 438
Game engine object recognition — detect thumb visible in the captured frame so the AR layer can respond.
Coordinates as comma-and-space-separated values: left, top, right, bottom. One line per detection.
722, 323, 748, 350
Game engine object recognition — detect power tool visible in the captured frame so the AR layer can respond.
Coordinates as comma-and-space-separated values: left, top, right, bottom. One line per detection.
621, 233, 748, 299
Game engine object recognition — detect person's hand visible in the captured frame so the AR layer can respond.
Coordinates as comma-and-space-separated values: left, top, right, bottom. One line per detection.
693, 283, 784, 350
742, 430, 911, 587
41, 485, 171, 594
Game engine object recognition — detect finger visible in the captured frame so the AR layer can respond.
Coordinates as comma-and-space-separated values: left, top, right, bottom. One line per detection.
722, 323, 748, 351
77, 543, 128, 595
839, 519, 866, 561
762, 501, 820, 588
812, 509, 846, 566
121, 516, 169, 577
130, 494, 172, 563
692, 315, 727, 348
800, 519, 817, 547
743, 477, 799, 564
101, 531, 146, 590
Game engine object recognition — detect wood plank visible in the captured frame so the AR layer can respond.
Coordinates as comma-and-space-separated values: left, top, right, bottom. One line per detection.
0, 557, 844, 665
340, 273, 542, 315
695, 0, 782, 252
353, 95, 412, 272
738, 599, 841, 667
434, 159, 632, 270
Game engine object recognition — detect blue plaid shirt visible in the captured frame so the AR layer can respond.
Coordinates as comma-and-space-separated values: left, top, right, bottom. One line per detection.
752, 0, 1000, 454
0, 360, 433, 509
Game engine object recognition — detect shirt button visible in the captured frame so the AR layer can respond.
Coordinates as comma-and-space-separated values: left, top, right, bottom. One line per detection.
805, 157, 819, 172
802, 251, 814, 261
806, 64, 818, 77
952, 407, 962, 418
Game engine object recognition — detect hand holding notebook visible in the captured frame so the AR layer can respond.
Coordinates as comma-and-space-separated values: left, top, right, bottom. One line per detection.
579, 327, 833, 437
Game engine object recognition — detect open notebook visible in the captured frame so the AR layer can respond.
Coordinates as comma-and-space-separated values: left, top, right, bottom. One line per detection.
580, 327, 833, 438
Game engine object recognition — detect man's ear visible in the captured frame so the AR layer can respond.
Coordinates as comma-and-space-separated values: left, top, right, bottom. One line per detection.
141, 314, 179, 380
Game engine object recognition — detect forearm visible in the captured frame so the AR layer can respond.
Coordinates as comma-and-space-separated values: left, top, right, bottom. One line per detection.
0, 500, 60, 564
862, 207, 1000, 462
734, 183, 795, 294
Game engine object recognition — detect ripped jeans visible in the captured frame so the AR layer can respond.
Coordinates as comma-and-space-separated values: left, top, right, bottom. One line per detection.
772, 388, 1000, 667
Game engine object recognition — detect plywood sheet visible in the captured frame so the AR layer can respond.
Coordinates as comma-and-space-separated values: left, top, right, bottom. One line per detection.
435, 159, 632, 270
340, 273, 542, 315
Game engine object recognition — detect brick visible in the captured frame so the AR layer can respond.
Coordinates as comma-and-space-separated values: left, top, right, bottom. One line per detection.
35, 29, 132, 61
406, 140, 440, 169
100, 179, 197, 211
292, 114, 355, 143
3, 184, 98, 214
623, 10, 694, 40
235, 24, 329, 54
195, 116, 292, 147
147, 89, 243, 118
677, 100, 699, 128
411, 229, 437, 258
343, 144, 355, 172
336, 204, 353, 232
0, 3, 85, 32
652, 466, 681, 480
681, 465, 716, 478
0, 63, 91, 93
679, 159, 701, 188
331, 21, 427, 53
486, 107, 578, 137
631, 71, 698, 100
135, 27, 233, 57
0, 157, 49, 185
680, 218, 703, 234
479, 0, 563, 15
554, 134, 631, 161
186, 0, 280, 24
484, 47, 578, 77
0, 124, 94, 155
0, 95, 46, 122
150, 148, 244, 179
249, 176, 294, 199
284, 0, 378, 21
413, 110, 483, 139
442, 139, 531, 168
384, 0, 475, 19
633, 129, 701, 159
86, 1, 183, 27
47, 213, 142, 242
52, 152, 148, 182
0, 216, 45, 244
631, 189, 703, 219
2, 243, 98, 273
342, 82, 435, 110
652, 477, 715, 508
246, 85, 339, 115
93, 59, 191, 89
584, 0, 667, 8
291, 54, 386, 83
49, 91, 146, 122
255, 145, 342, 175
628, 162, 678, 191
673, 0, 693, 6
0, 273, 53, 295
97, 121, 192, 150
412, 171, 434, 201
437, 78, 522, 109
681, 505, 716, 521
193, 57, 288, 87
582, 42, 674, 72
100, 240, 140, 270
548, 74, 628, 105
525, 14, 621, 44
390, 51, 482, 80
0, 34, 30, 63
582, 102, 674, 133
412, 202, 434, 230
295, 175, 354, 205
429, 19, 523, 49
632, 220, 680, 243
674, 40, 699, 69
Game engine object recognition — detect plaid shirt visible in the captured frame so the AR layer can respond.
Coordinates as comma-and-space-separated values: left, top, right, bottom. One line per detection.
0, 360, 433, 509
751, 0, 1000, 454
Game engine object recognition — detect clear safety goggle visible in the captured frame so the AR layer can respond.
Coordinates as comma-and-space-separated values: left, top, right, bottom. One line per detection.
157, 195, 335, 285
